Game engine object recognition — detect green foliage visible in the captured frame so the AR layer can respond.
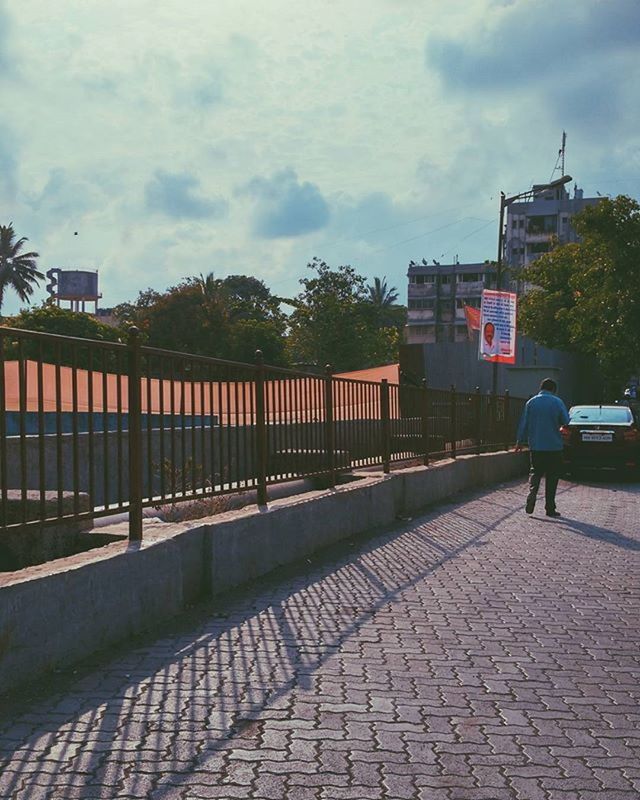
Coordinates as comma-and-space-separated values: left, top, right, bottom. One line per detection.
518, 195, 640, 381
1, 303, 122, 367
6, 303, 121, 341
287, 258, 403, 371
0, 224, 43, 314
367, 276, 407, 332
227, 318, 287, 365
117, 273, 287, 364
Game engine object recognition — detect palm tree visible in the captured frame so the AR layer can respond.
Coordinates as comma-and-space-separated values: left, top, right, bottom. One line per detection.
368, 276, 399, 308
0, 224, 43, 315
195, 271, 221, 301
367, 276, 406, 332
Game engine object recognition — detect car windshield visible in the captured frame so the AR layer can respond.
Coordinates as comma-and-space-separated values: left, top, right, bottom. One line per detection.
569, 406, 633, 424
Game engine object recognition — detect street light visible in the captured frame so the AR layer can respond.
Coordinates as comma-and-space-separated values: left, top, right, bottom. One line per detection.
491, 174, 573, 396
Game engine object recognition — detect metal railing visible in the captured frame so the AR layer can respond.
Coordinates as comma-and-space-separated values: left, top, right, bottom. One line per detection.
0, 326, 526, 540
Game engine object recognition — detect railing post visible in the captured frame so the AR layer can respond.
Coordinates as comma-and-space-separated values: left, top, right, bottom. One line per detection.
127, 326, 143, 541
421, 379, 430, 466
0, 329, 6, 529
475, 385, 481, 456
324, 364, 335, 487
450, 384, 457, 459
380, 379, 390, 474
255, 350, 268, 506
491, 388, 497, 448
503, 389, 510, 451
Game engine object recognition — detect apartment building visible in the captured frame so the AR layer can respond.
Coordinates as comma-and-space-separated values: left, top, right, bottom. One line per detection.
406, 182, 600, 345
406, 261, 488, 344
505, 182, 599, 267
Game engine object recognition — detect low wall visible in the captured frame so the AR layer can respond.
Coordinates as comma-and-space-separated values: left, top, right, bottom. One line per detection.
0, 452, 528, 694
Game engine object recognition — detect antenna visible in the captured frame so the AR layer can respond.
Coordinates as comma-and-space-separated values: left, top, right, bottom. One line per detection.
549, 131, 567, 183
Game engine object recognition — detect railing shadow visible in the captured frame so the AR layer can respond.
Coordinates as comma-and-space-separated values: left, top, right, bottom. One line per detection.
0, 487, 525, 799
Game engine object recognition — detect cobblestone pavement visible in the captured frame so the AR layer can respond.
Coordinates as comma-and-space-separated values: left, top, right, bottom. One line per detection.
1, 476, 639, 800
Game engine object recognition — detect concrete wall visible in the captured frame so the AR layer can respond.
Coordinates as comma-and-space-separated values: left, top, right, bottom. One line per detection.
400, 337, 601, 405
0, 451, 528, 694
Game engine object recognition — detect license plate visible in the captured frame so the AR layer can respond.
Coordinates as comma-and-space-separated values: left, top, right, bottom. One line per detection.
581, 432, 613, 442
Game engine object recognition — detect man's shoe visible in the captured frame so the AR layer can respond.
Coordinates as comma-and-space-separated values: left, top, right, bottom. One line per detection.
546, 510, 561, 518
525, 498, 535, 514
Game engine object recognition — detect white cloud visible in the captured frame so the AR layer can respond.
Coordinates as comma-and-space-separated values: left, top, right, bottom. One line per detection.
0, 0, 638, 315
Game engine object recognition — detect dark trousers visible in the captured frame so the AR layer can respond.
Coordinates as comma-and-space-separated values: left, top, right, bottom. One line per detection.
527, 451, 563, 512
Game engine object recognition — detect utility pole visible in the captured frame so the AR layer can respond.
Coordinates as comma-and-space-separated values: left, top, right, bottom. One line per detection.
490, 175, 573, 397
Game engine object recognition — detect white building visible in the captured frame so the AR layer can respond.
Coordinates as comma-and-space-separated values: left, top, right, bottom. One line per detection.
505, 182, 599, 268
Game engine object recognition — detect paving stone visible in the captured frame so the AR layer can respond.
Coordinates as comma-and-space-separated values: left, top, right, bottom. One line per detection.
1, 479, 638, 799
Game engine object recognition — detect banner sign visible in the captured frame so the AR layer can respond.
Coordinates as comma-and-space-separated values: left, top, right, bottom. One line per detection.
464, 304, 481, 334
479, 289, 517, 364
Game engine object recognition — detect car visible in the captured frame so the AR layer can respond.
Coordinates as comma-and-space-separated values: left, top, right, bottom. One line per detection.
561, 404, 640, 475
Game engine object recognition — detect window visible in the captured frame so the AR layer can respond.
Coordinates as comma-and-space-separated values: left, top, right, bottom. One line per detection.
527, 214, 558, 234
456, 273, 482, 283
409, 273, 435, 285
410, 324, 435, 336
569, 406, 633, 424
440, 275, 451, 284
408, 299, 434, 309
528, 242, 550, 254
456, 298, 480, 309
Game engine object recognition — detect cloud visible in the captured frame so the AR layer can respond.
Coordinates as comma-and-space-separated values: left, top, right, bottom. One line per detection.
426, 0, 640, 91
242, 168, 330, 238
27, 169, 103, 218
183, 73, 224, 108
145, 170, 228, 220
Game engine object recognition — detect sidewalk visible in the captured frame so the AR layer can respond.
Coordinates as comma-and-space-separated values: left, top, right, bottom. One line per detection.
1, 476, 639, 800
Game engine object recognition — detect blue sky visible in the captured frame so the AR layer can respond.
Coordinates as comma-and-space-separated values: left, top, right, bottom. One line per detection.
1, 0, 639, 315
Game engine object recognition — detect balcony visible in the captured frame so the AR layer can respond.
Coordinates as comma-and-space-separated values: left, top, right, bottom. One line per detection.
408, 284, 437, 297
524, 232, 553, 243
407, 309, 435, 321
454, 282, 484, 296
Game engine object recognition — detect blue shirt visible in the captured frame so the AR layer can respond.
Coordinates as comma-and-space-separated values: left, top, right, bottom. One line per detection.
517, 390, 570, 451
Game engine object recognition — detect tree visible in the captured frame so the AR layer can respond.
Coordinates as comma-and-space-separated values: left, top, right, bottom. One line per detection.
0, 224, 43, 315
368, 276, 398, 308
287, 258, 401, 371
518, 195, 640, 383
219, 274, 284, 324
2, 303, 122, 367
367, 275, 407, 333
115, 275, 288, 364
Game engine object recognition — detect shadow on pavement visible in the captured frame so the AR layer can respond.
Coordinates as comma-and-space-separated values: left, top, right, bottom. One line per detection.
559, 518, 640, 551
0, 484, 530, 800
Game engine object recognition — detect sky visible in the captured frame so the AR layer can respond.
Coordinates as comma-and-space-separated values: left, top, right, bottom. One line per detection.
2, 0, 640, 315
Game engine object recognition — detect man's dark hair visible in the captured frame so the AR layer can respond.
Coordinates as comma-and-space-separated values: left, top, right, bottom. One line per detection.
540, 378, 557, 392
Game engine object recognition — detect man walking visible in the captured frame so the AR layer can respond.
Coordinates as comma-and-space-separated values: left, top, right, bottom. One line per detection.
515, 378, 570, 517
